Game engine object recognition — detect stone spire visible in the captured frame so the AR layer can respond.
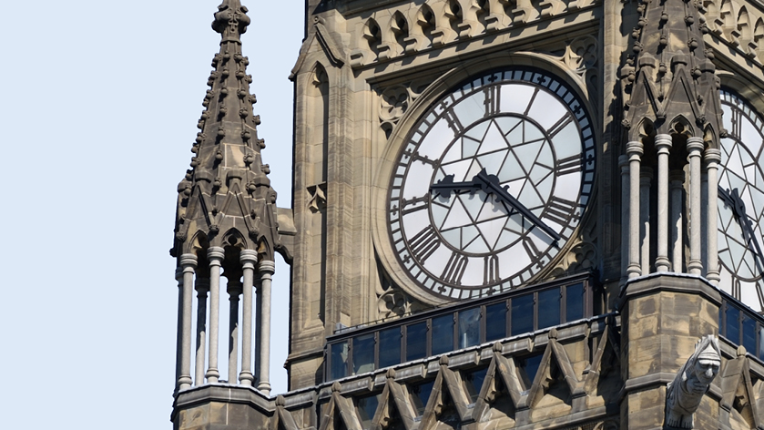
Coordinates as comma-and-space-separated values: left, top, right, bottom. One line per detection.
620, 0, 724, 141
172, 0, 286, 262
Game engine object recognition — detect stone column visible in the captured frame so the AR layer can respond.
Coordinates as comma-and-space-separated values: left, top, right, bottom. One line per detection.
671, 172, 684, 272
640, 168, 653, 276
620, 155, 630, 283
256, 260, 275, 395
239, 250, 258, 386
206, 247, 224, 383
175, 267, 183, 385
687, 138, 705, 275
627, 141, 644, 279
655, 134, 672, 272
194, 277, 210, 386
178, 254, 198, 390
705, 149, 721, 284
227, 280, 242, 384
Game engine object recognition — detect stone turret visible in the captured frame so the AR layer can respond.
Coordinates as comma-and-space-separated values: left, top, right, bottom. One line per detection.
173, 0, 290, 263
171, 0, 294, 401
619, 0, 724, 282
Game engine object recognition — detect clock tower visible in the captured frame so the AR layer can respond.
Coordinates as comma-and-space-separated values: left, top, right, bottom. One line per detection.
172, 1, 764, 430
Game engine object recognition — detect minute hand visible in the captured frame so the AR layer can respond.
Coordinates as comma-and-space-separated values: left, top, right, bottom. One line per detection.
474, 169, 561, 242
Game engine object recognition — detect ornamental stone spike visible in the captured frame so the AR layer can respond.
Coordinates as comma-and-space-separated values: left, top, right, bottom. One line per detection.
620, 0, 724, 142
172, 0, 287, 262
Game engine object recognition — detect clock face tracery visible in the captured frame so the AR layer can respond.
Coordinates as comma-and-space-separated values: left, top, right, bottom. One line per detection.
718, 90, 764, 310
386, 68, 596, 300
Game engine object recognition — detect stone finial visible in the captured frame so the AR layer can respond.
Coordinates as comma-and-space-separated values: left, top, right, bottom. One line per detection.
665, 335, 721, 428
212, 0, 250, 42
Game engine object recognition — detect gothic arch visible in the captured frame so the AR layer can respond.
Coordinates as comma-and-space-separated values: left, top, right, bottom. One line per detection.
391, 10, 410, 52
222, 228, 248, 251
363, 18, 382, 59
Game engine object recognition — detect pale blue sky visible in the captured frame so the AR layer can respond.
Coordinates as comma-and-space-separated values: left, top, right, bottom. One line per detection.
0, 1, 302, 427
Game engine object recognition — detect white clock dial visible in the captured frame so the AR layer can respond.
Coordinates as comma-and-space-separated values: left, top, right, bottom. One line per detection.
387, 68, 596, 300
718, 90, 764, 310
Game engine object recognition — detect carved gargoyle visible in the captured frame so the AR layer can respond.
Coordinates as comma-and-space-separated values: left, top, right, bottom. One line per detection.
665, 335, 721, 428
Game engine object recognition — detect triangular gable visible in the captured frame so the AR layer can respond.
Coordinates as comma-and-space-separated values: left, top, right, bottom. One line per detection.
524, 330, 581, 409
318, 383, 363, 430
290, 21, 345, 80
720, 349, 760, 429
272, 395, 300, 430
420, 357, 472, 428
473, 343, 520, 423
372, 370, 417, 430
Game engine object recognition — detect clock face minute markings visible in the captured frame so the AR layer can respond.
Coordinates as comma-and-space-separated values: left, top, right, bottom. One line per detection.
387, 69, 595, 298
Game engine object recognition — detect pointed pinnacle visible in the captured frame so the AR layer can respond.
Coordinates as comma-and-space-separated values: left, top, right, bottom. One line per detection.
212, 0, 250, 42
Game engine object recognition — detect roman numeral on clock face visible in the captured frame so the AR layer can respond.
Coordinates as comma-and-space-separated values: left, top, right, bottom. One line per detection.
544, 196, 581, 227
442, 252, 468, 284
484, 85, 500, 118
555, 155, 582, 176
547, 113, 573, 138
409, 225, 441, 264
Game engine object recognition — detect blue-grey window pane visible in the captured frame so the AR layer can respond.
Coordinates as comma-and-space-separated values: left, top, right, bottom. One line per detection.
743, 314, 756, 353
330, 341, 348, 380
411, 380, 434, 416
517, 354, 543, 390
485, 302, 507, 341
379, 327, 401, 368
726, 305, 740, 344
759, 326, 764, 361
356, 394, 380, 428
566, 283, 584, 321
511, 294, 534, 335
538, 288, 561, 329
353, 333, 375, 375
406, 322, 427, 361
431, 315, 454, 355
459, 308, 481, 349
463, 367, 489, 403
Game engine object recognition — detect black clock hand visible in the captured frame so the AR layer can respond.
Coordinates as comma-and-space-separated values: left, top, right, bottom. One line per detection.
720, 186, 764, 274
473, 169, 561, 242
430, 174, 482, 198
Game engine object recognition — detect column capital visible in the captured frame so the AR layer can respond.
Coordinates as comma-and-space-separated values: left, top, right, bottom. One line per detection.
687, 137, 705, 155
240, 249, 258, 267
195, 277, 210, 292
258, 260, 276, 274
227, 281, 243, 295
180, 254, 198, 269
208, 246, 225, 261
175, 267, 184, 282
655, 134, 672, 153
619, 154, 629, 173
705, 148, 722, 164
626, 141, 644, 156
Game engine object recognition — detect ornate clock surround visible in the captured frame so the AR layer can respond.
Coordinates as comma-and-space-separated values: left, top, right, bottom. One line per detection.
372, 56, 599, 305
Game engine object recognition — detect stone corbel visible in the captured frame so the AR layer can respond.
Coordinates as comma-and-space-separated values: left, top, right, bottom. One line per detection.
665, 335, 721, 429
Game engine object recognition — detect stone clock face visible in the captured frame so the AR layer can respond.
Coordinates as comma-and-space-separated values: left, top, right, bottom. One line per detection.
387, 68, 595, 300
718, 90, 764, 311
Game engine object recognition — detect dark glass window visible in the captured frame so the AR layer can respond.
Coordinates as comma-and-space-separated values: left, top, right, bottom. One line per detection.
565, 283, 584, 321
725, 304, 740, 344
516, 354, 543, 390
743, 314, 756, 354
458, 307, 481, 349
485, 302, 507, 342
356, 394, 380, 428
353, 333, 375, 375
538, 287, 561, 329
463, 367, 489, 403
410, 380, 434, 416
330, 341, 348, 380
431, 315, 454, 355
378, 327, 401, 368
511, 294, 534, 335
406, 322, 427, 361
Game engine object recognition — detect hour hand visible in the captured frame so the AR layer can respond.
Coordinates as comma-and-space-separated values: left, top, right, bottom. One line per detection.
473, 169, 561, 242
430, 174, 481, 198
